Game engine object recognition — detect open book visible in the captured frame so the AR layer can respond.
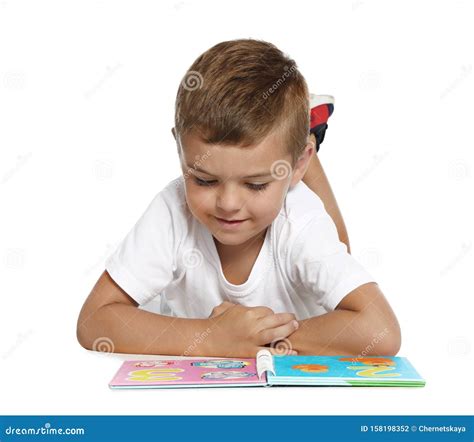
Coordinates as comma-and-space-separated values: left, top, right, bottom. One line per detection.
109, 350, 425, 389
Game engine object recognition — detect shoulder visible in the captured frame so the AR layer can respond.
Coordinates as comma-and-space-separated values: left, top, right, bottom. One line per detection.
274, 178, 356, 262
151, 176, 188, 219
270, 180, 340, 270
285, 180, 326, 220
273, 180, 327, 235
140, 176, 193, 239
157, 175, 186, 209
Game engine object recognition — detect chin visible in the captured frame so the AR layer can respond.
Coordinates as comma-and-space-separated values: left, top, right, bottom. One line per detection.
212, 232, 247, 246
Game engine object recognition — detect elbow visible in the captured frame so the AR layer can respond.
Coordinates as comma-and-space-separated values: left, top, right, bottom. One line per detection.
76, 316, 93, 351
76, 306, 98, 351
77, 334, 92, 351
360, 314, 401, 357
76, 328, 116, 354
76, 305, 117, 353
380, 321, 402, 356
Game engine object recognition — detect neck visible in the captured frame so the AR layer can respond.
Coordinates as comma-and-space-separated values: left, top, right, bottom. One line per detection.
213, 227, 267, 258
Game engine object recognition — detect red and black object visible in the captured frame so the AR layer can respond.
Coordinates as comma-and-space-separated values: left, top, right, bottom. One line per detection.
310, 97, 334, 153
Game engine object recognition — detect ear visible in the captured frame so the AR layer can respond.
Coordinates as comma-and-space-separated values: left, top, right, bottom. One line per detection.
290, 136, 315, 187
171, 127, 177, 140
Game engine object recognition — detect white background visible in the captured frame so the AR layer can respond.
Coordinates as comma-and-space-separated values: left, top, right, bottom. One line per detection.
0, 0, 473, 414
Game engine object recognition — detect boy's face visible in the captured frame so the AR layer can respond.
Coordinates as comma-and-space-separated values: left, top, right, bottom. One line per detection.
175, 128, 313, 247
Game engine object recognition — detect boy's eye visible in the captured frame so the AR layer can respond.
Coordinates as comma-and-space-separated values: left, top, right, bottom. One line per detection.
194, 177, 217, 187
193, 177, 269, 192
245, 182, 269, 191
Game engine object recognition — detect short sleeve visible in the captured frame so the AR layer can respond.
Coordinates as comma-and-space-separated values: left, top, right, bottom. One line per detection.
288, 212, 376, 312
105, 192, 178, 305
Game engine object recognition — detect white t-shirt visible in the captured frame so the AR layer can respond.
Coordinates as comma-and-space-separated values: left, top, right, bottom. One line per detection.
105, 176, 376, 320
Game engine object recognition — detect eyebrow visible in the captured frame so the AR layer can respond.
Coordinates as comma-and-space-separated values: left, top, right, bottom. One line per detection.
186, 164, 272, 179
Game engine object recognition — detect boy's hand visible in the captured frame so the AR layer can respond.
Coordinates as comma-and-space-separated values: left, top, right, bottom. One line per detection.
209, 301, 237, 318
207, 303, 299, 358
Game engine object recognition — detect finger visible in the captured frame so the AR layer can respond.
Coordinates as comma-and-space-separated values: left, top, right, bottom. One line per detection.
212, 301, 237, 317
221, 302, 237, 313
221, 301, 236, 307
259, 312, 297, 329
258, 321, 299, 347
251, 306, 275, 318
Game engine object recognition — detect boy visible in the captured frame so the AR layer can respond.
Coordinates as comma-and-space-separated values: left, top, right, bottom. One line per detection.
77, 39, 401, 358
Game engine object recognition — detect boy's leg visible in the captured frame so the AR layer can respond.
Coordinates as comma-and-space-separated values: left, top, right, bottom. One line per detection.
303, 95, 351, 253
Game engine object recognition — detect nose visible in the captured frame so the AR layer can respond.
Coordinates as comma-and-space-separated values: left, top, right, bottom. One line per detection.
215, 182, 244, 214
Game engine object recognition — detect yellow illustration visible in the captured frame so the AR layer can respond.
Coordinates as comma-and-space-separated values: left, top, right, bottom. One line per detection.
339, 357, 395, 366
127, 368, 185, 382
339, 357, 400, 377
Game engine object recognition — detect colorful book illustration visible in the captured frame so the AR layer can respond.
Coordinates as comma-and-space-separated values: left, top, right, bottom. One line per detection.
109, 350, 425, 389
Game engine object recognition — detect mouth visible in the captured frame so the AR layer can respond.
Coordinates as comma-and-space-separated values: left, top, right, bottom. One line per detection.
215, 216, 248, 228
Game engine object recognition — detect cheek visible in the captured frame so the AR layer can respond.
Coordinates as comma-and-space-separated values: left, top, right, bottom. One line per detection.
248, 187, 286, 220
184, 183, 212, 214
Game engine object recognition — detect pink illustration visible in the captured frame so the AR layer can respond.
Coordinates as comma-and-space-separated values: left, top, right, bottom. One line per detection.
134, 361, 175, 367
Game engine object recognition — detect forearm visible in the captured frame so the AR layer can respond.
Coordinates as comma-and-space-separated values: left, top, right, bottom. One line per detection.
289, 309, 396, 356
77, 303, 214, 356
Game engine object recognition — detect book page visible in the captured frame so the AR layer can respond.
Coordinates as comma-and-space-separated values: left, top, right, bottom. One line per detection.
267, 355, 425, 386
110, 358, 267, 388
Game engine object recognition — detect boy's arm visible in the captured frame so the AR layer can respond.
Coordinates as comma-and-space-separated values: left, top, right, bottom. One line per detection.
287, 282, 402, 356
77, 271, 299, 357
76, 271, 214, 356
302, 135, 351, 253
